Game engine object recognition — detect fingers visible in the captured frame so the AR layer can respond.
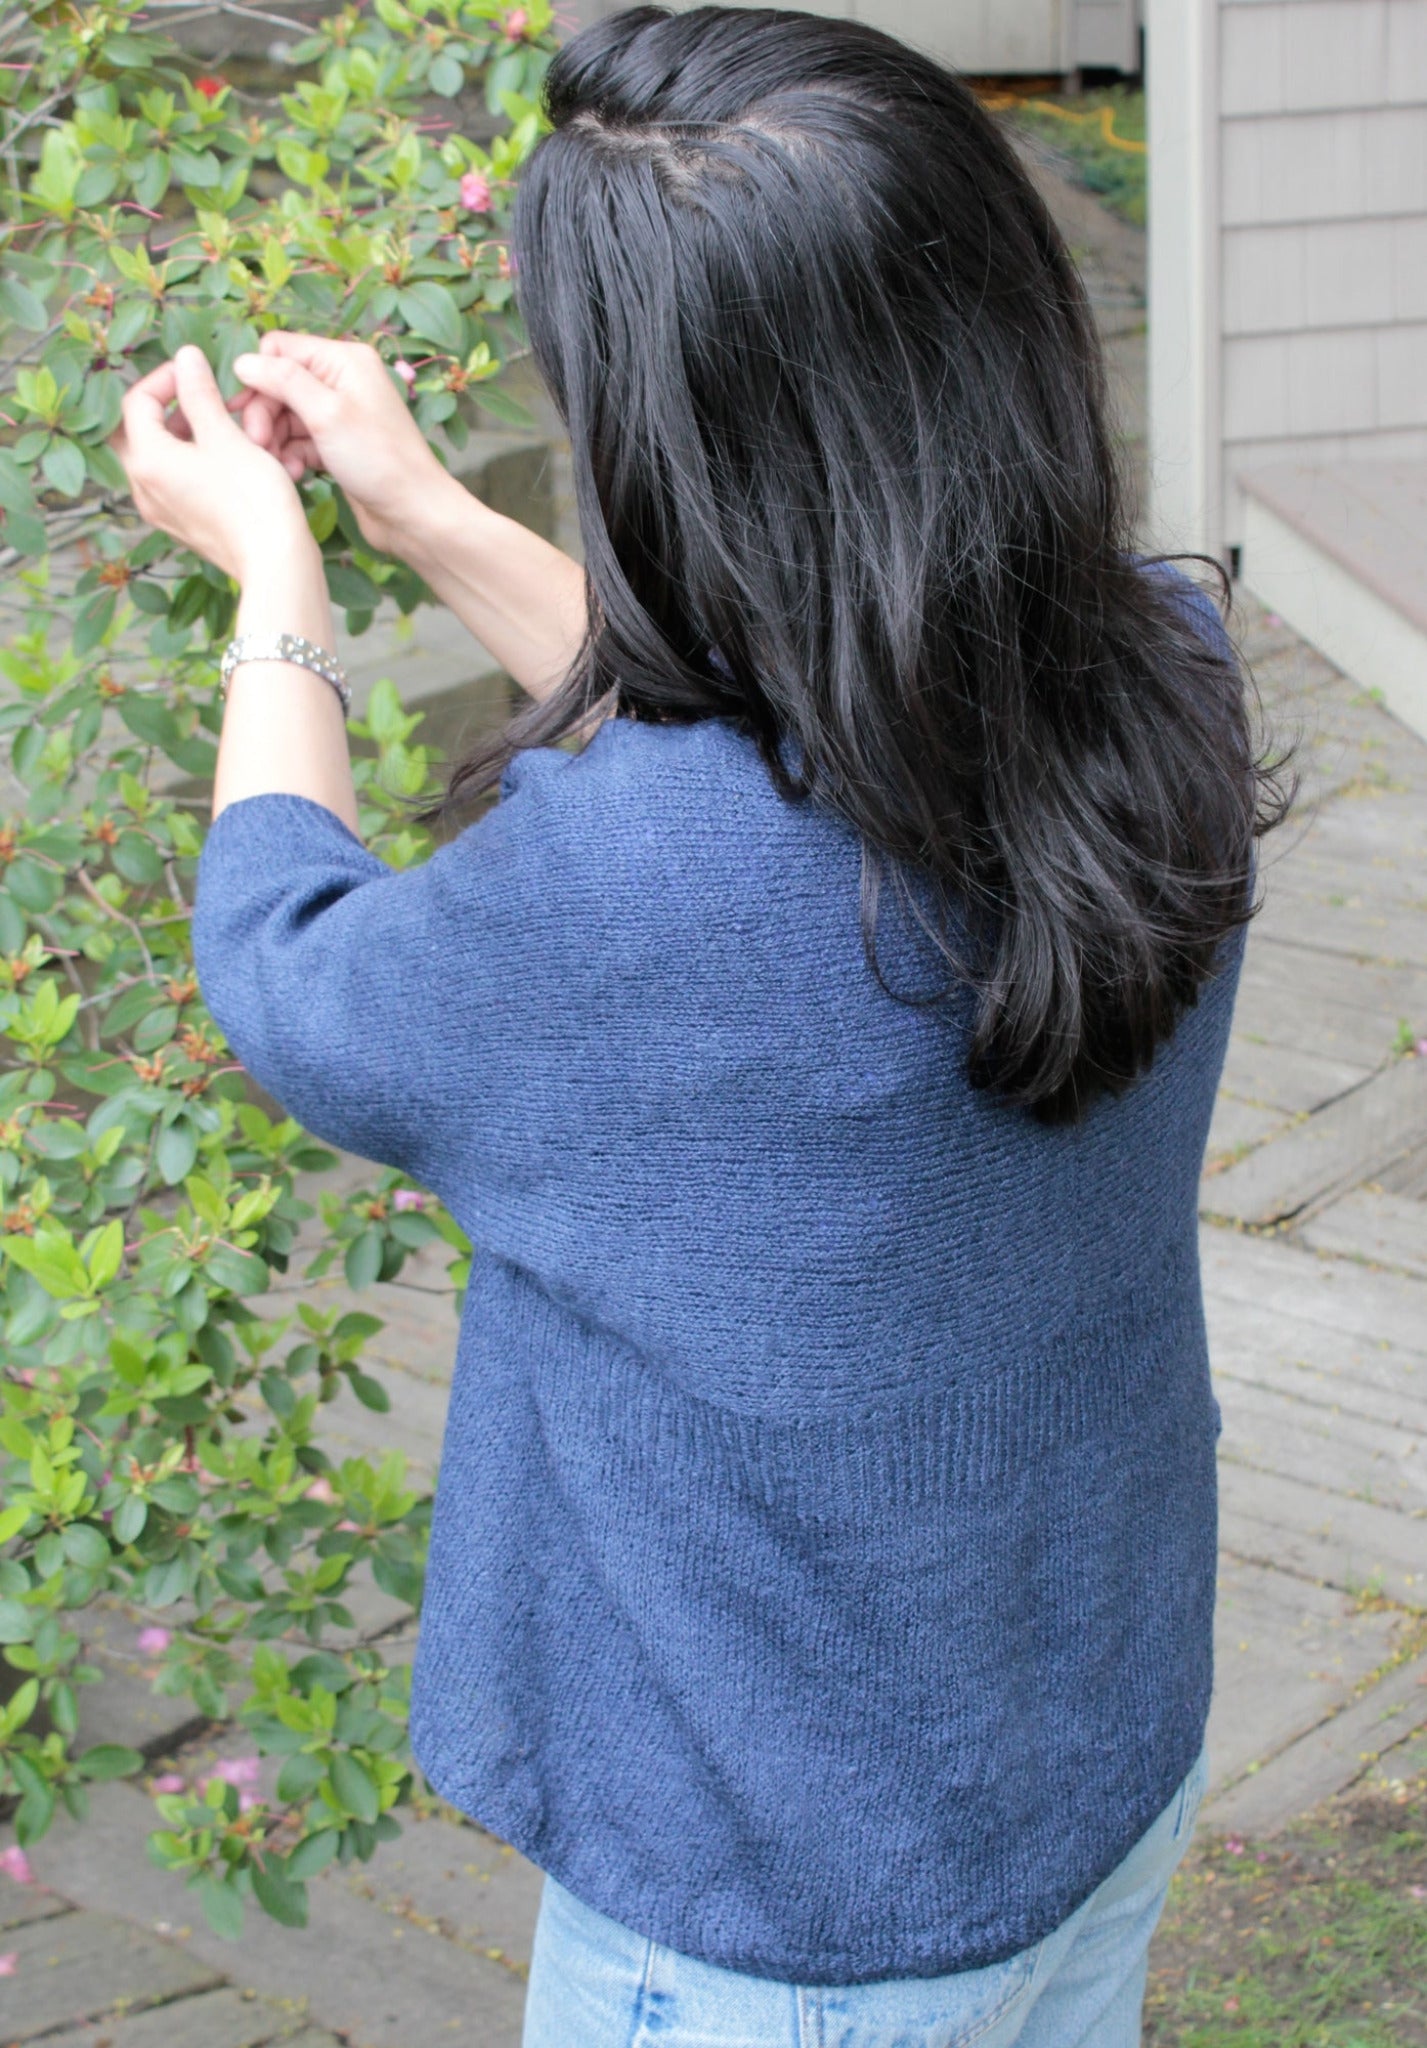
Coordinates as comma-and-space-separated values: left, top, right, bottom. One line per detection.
231, 350, 341, 435
172, 343, 241, 445
232, 386, 278, 447
258, 329, 371, 380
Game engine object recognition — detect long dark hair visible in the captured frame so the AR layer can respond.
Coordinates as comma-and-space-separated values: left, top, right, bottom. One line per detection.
444, 3, 1288, 1122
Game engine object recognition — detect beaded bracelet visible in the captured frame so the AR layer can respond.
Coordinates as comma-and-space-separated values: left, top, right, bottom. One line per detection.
219, 632, 353, 717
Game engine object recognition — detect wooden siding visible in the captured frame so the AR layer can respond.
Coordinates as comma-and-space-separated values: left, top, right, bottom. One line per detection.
1151, 0, 1427, 553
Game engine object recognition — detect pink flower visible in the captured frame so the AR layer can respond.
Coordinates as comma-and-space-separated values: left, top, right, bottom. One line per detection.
394, 359, 417, 390
151, 1773, 186, 1795
1224, 1835, 1245, 1856
137, 1626, 171, 1655
304, 1477, 337, 1505
195, 74, 227, 99
16, 1369, 35, 1387
209, 1755, 262, 1788
1416, 1038, 1427, 1058
392, 1189, 428, 1212
0, 1953, 17, 1977
239, 1792, 263, 1814
336, 1518, 361, 1533
459, 171, 492, 214
502, 8, 529, 38
1410, 1884, 1426, 1900
0, 1847, 33, 1885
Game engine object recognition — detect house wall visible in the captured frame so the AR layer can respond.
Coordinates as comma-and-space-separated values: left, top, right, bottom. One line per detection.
565, 1, 1140, 76
1149, 0, 1427, 558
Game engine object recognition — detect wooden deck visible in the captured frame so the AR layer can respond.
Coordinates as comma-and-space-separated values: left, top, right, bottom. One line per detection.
1199, 591, 1427, 1831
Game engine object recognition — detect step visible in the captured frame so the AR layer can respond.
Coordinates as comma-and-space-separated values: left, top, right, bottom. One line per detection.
1239, 462, 1427, 746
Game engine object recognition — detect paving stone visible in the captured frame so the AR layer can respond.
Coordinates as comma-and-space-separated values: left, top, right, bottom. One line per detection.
1203, 1056, 1427, 1225
1300, 1186, 1427, 1280
23, 1784, 528, 2048
0, 1873, 70, 1931
1209, 1303, 1427, 1435
337, 1805, 543, 1973
1216, 1375, 1427, 1516
35, 1986, 322, 2048
1215, 1035, 1372, 1117
1203, 1225, 1427, 1359
72, 1599, 210, 1761
1204, 1092, 1290, 1166
1203, 1652, 1427, 1835
1217, 1461, 1426, 1607
1206, 1556, 1404, 1795
0, 1909, 221, 2042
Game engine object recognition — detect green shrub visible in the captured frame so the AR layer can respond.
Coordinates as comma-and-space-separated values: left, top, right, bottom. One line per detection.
0, 0, 553, 1937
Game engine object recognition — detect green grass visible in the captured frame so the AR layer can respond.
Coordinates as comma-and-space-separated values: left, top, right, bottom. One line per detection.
1145, 1757, 1427, 2046
1003, 87, 1147, 226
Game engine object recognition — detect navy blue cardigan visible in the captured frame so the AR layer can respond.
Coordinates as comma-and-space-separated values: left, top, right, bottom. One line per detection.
193, 699, 1239, 1984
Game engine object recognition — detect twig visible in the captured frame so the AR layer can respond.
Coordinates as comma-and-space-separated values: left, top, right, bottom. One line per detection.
74, 865, 157, 978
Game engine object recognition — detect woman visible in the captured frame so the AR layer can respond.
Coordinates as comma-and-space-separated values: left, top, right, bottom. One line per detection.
112, 8, 1286, 2043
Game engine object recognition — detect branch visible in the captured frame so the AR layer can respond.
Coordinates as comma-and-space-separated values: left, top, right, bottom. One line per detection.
74, 865, 157, 978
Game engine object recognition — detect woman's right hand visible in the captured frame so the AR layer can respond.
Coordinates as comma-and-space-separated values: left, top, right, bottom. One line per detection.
231, 332, 457, 559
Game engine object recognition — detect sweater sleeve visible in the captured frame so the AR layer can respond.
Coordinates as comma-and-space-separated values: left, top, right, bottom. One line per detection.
191, 788, 534, 1194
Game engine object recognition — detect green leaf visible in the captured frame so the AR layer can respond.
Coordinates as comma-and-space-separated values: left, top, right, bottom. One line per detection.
204, 1243, 270, 1294
0, 275, 48, 331
119, 693, 182, 748
61, 1522, 111, 1571
0, 449, 38, 514
76, 1742, 143, 1780
428, 53, 464, 96
324, 563, 382, 611
475, 384, 537, 431
112, 831, 165, 886
347, 1369, 391, 1414
285, 1828, 340, 1879
198, 1874, 246, 1940
329, 1751, 379, 1824
111, 1493, 148, 1545
170, 146, 221, 190
70, 596, 115, 668
0, 1598, 36, 1643
86, 1216, 124, 1290
276, 1751, 324, 1802
144, 1554, 190, 1607
5, 858, 62, 914
343, 1227, 384, 1291
396, 281, 464, 356
40, 436, 88, 499
134, 1003, 180, 1054
252, 1862, 309, 1928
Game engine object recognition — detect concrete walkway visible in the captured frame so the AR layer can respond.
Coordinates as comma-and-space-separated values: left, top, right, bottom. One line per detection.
7, 174, 1426, 2048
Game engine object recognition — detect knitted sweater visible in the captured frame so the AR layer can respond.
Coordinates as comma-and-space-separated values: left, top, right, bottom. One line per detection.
193, 669, 1240, 1985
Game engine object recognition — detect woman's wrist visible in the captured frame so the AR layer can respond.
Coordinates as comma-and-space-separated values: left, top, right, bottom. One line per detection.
235, 532, 337, 650
389, 464, 488, 585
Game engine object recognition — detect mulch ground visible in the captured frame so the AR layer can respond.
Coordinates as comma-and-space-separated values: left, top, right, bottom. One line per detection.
1145, 1760, 1427, 2046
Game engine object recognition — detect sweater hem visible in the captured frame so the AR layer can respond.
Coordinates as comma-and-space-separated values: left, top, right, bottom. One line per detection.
409, 1720, 1209, 1986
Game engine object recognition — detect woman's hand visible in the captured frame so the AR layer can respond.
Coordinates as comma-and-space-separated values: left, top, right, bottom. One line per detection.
230, 332, 453, 559
228, 327, 588, 703
108, 346, 312, 582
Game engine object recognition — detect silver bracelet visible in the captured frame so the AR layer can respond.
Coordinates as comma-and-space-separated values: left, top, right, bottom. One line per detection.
219, 633, 353, 717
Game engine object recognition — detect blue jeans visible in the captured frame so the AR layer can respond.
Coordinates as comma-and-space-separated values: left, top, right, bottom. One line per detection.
523, 1749, 1208, 2047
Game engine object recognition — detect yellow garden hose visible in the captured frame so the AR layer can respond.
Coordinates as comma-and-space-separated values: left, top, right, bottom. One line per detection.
982, 94, 1146, 156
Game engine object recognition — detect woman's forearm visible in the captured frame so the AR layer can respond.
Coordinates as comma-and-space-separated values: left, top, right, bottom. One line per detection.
212, 539, 358, 833
396, 467, 589, 704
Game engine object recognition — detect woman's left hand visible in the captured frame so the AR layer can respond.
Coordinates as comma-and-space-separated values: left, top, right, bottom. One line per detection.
109, 344, 313, 581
